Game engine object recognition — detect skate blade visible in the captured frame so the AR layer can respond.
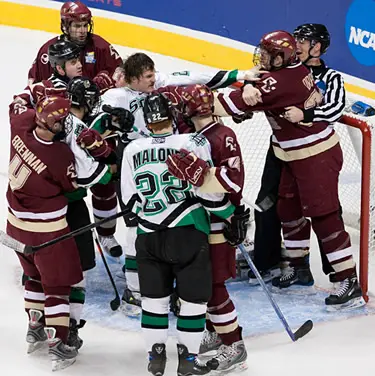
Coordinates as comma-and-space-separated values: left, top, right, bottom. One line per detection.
119, 302, 141, 318
271, 284, 316, 295
212, 361, 248, 375
326, 296, 366, 312
27, 340, 48, 354
52, 357, 76, 372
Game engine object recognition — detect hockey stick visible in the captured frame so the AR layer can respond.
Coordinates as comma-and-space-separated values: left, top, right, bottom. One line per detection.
237, 243, 313, 341
0, 210, 130, 255
92, 230, 121, 311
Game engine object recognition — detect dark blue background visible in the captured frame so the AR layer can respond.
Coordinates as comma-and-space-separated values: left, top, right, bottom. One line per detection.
55, 0, 375, 83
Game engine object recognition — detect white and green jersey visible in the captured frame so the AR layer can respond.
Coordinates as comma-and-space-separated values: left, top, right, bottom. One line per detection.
121, 132, 235, 235
64, 114, 112, 187
101, 69, 242, 140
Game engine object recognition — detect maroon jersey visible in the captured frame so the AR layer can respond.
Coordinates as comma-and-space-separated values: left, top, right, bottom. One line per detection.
199, 120, 244, 282
28, 34, 122, 82
7, 98, 78, 236
217, 61, 339, 162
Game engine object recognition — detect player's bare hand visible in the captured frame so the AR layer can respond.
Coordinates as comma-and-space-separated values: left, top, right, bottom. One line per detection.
242, 66, 268, 81
283, 106, 304, 123
242, 85, 262, 106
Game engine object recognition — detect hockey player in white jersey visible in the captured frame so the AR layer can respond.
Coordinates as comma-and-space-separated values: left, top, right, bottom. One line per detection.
103, 52, 262, 313
121, 93, 244, 376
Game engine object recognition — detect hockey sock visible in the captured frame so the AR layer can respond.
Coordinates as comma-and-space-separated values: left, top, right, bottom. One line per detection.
177, 299, 207, 354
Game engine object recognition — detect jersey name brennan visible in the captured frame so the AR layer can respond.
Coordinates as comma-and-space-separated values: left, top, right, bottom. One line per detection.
11, 135, 47, 174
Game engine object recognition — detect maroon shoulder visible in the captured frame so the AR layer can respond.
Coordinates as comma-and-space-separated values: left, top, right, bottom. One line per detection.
91, 34, 112, 49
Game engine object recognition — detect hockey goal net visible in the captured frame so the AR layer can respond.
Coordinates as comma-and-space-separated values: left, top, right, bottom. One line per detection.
221, 93, 375, 301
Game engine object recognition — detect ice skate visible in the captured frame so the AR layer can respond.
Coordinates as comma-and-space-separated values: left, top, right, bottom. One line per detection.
177, 344, 210, 376
148, 343, 167, 376
26, 309, 47, 354
248, 265, 281, 285
206, 340, 248, 374
325, 272, 366, 312
199, 330, 222, 356
271, 265, 316, 295
67, 319, 86, 350
99, 235, 123, 258
120, 288, 141, 317
45, 327, 77, 371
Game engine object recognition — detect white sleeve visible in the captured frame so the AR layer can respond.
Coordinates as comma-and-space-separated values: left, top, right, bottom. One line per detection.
155, 69, 240, 89
65, 122, 109, 187
120, 146, 142, 214
100, 88, 121, 108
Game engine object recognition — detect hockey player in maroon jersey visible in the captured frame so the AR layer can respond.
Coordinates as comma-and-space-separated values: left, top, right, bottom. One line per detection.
7, 92, 83, 371
213, 30, 364, 310
166, 84, 250, 372
28, 1, 122, 92
45, 39, 124, 258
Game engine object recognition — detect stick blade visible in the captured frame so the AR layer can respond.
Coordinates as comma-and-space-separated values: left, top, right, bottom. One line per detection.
293, 320, 313, 341
110, 297, 121, 311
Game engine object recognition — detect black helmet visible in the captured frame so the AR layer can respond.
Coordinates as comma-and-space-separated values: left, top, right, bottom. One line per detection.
48, 40, 81, 68
143, 93, 172, 125
67, 77, 100, 113
293, 23, 330, 54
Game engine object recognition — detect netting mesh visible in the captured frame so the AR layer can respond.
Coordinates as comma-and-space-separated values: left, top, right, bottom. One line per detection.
218, 89, 375, 295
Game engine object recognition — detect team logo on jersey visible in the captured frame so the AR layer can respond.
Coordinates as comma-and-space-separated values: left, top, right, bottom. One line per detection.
41, 53, 49, 65
225, 136, 237, 151
261, 77, 277, 93
85, 51, 96, 64
152, 137, 166, 144
109, 45, 120, 60
66, 163, 77, 178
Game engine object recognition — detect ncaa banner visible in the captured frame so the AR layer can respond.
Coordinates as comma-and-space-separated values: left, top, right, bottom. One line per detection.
53, 0, 374, 83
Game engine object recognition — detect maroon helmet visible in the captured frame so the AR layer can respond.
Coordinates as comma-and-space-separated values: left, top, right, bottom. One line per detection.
35, 96, 71, 132
254, 30, 297, 69
60, 1, 93, 36
180, 84, 214, 118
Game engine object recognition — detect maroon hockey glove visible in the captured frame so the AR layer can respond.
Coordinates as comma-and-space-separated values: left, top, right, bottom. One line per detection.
166, 149, 209, 187
77, 128, 111, 159
29, 81, 66, 104
93, 71, 116, 95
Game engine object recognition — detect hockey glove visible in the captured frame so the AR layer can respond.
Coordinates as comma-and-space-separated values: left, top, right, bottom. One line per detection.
223, 205, 251, 246
77, 128, 112, 159
232, 112, 254, 124
29, 81, 66, 104
102, 105, 135, 133
93, 71, 116, 95
166, 149, 210, 187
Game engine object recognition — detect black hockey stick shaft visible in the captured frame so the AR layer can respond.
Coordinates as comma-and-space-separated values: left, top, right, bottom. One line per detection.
238, 244, 313, 341
93, 230, 121, 311
0, 209, 130, 255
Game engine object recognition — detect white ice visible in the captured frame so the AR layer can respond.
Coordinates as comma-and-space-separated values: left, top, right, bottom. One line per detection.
1, 25, 375, 376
